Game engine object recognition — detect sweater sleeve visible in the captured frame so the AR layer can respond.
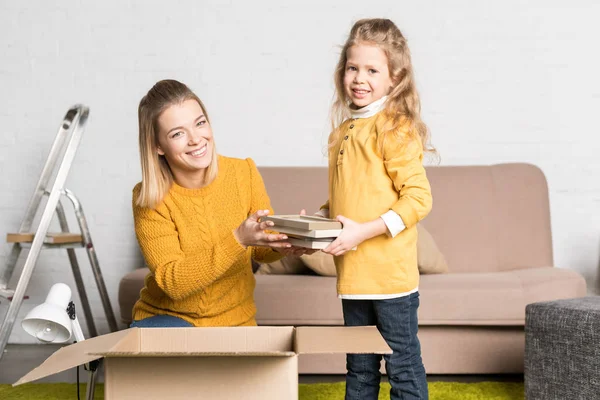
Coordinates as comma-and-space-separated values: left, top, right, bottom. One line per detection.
245, 158, 284, 264
132, 185, 247, 301
382, 131, 433, 228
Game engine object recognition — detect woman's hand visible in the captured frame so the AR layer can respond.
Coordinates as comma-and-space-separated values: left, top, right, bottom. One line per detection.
234, 208, 322, 254
234, 210, 291, 249
322, 215, 365, 256
272, 209, 318, 256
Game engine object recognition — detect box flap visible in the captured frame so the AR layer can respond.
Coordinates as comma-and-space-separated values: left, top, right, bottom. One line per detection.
92, 351, 296, 357
14, 329, 137, 386
294, 326, 392, 355
94, 326, 296, 356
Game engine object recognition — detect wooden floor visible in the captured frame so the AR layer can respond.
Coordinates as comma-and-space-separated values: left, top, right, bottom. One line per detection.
0, 344, 524, 385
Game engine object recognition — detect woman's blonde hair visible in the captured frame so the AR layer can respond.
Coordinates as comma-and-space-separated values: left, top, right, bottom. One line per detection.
136, 79, 218, 209
330, 18, 435, 156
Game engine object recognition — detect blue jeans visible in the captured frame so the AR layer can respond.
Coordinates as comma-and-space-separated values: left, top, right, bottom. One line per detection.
130, 315, 193, 328
342, 292, 428, 400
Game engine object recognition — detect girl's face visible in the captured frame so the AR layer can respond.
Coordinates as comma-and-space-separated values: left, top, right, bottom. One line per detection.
343, 43, 393, 108
156, 99, 214, 183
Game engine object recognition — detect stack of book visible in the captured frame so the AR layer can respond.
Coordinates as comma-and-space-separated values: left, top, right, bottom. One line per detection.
262, 215, 342, 249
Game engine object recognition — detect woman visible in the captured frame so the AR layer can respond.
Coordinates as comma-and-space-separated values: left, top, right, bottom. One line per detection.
130, 79, 305, 327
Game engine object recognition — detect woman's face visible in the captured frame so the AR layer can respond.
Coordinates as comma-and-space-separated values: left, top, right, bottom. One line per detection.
156, 99, 214, 183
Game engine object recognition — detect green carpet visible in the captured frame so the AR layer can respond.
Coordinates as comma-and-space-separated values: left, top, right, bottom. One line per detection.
0, 382, 524, 399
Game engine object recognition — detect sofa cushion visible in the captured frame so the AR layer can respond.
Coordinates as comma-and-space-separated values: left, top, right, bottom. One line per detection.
300, 251, 336, 276
298, 224, 448, 277
254, 267, 587, 326
120, 267, 587, 327
254, 255, 308, 275
418, 267, 586, 325
416, 224, 448, 274
511, 267, 588, 306
118, 267, 148, 324
417, 267, 587, 325
259, 164, 555, 274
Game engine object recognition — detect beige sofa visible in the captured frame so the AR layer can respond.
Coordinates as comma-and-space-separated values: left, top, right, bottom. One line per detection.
119, 163, 587, 374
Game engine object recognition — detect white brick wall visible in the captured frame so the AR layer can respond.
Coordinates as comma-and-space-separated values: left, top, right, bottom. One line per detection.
1, 1, 599, 343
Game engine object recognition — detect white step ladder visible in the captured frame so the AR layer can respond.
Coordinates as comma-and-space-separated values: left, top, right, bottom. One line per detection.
0, 105, 118, 359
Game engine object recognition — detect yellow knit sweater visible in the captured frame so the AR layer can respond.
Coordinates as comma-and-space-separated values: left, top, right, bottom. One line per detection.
131, 156, 282, 327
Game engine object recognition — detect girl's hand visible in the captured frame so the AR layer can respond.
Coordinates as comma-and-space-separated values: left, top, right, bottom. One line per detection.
234, 210, 291, 249
322, 215, 366, 256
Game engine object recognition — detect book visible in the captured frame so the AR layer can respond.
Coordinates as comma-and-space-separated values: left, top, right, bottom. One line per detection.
270, 225, 342, 239
286, 236, 356, 251
262, 215, 342, 231
287, 237, 334, 250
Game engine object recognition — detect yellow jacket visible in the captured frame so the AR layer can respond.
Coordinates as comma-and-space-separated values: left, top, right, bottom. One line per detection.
132, 156, 281, 326
325, 113, 433, 295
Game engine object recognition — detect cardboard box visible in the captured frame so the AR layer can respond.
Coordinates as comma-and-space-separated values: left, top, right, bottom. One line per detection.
15, 326, 391, 399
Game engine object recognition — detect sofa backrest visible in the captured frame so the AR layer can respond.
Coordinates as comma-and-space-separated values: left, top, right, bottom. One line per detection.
258, 163, 553, 273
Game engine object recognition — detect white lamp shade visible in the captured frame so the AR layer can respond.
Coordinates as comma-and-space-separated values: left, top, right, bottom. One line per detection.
22, 283, 73, 343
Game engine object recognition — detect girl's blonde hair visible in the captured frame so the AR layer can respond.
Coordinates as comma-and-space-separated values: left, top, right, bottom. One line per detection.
331, 18, 435, 155
136, 79, 218, 209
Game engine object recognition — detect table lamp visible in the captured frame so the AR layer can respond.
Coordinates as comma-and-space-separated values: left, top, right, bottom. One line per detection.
21, 283, 98, 400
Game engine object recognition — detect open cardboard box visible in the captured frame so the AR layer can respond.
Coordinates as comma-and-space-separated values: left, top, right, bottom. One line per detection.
15, 326, 391, 399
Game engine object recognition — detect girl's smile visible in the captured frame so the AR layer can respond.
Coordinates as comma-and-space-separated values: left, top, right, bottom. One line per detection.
344, 43, 393, 108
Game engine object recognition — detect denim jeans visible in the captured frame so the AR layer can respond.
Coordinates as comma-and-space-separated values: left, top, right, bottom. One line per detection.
342, 292, 428, 400
130, 315, 193, 328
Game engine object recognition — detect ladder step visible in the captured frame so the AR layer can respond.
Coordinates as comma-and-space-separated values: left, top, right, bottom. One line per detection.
0, 288, 29, 301
6, 232, 83, 244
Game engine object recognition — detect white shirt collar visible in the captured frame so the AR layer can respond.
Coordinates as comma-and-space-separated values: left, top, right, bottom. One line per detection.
350, 96, 388, 119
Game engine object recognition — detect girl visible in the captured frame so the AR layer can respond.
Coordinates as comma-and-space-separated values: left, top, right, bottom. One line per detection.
131, 79, 306, 328
320, 19, 434, 400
